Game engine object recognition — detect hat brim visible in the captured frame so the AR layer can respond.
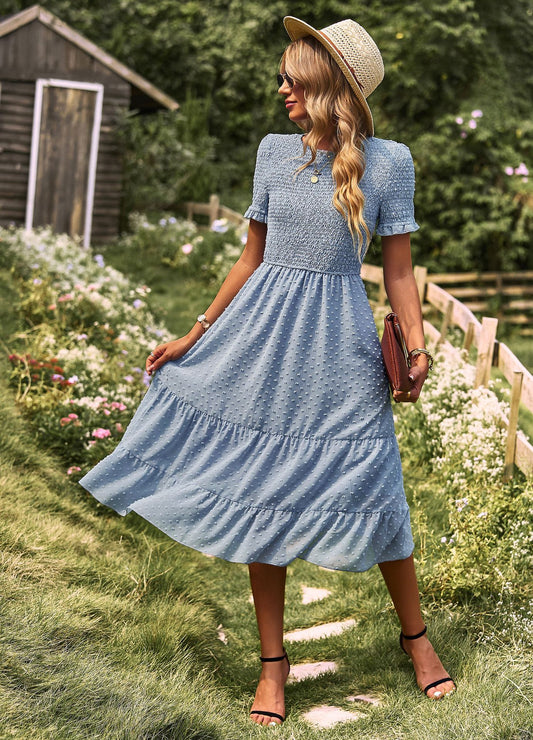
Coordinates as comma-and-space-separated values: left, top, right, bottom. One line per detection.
283, 15, 374, 135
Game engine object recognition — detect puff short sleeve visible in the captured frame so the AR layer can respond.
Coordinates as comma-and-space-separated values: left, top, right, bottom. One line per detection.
375, 142, 419, 237
243, 135, 271, 223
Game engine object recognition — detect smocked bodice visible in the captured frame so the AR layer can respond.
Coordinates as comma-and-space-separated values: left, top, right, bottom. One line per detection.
244, 133, 419, 274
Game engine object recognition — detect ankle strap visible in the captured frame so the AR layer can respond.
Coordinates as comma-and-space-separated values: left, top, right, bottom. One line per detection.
400, 625, 427, 641
260, 650, 287, 663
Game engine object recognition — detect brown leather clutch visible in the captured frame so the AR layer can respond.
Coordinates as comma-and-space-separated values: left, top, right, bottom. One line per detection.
381, 312, 413, 392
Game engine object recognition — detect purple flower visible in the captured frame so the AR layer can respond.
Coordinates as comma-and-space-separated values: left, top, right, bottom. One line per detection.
168, 216, 177, 224
33, 278, 42, 285
159, 218, 167, 226
67, 375, 79, 384
123, 375, 134, 382
94, 254, 105, 268
460, 132, 467, 139
30, 263, 40, 269
468, 120, 477, 129
143, 370, 151, 387
51, 373, 64, 382
132, 298, 143, 309
211, 219, 228, 233
471, 109, 483, 118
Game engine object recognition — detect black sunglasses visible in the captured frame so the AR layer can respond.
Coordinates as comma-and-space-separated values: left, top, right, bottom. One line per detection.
277, 72, 295, 89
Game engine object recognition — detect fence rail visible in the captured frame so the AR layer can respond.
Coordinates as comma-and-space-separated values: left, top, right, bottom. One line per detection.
425, 270, 533, 329
361, 263, 533, 480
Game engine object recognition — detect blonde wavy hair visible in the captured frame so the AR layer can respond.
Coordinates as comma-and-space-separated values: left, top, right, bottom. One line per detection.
281, 37, 371, 250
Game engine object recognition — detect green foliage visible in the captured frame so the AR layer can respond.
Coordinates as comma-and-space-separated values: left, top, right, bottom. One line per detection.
118, 97, 217, 213
411, 113, 533, 271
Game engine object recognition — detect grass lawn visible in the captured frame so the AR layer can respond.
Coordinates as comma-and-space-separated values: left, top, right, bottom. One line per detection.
0, 260, 532, 739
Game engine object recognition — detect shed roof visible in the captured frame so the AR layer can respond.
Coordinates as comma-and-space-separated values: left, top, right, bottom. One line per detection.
0, 4, 179, 111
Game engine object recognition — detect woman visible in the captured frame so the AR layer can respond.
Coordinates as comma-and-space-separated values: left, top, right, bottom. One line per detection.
80, 16, 456, 727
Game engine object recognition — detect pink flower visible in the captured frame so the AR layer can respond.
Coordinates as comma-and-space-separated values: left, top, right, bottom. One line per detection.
515, 162, 529, 176
88, 440, 97, 447
60, 417, 71, 426
461, 132, 467, 139
58, 293, 74, 302
471, 109, 483, 118
455, 117, 463, 125
110, 401, 127, 411
505, 166, 514, 176
468, 120, 477, 129
102, 408, 111, 416
67, 466, 81, 475
92, 428, 111, 439
181, 243, 193, 254
115, 423, 124, 433
68, 413, 79, 420
48, 304, 56, 310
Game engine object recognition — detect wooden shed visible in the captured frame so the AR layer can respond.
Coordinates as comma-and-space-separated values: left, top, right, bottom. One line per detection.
0, 5, 179, 245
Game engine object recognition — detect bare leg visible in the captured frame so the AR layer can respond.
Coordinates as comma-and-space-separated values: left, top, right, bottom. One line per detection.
379, 554, 456, 699
248, 562, 290, 726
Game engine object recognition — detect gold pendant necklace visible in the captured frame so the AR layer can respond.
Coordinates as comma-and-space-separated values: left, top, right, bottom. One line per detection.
310, 153, 334, 183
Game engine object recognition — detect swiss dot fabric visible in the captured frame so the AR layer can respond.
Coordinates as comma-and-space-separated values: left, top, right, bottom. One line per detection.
80, 133, 419, 572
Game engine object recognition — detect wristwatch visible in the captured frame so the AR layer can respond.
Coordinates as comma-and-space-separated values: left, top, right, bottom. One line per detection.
197, 313, 211, 331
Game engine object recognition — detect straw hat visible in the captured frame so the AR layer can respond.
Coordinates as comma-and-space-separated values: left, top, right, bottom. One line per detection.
283, 16, 384, 135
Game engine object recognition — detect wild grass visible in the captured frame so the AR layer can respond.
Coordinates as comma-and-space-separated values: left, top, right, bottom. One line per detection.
1, 265, 532, 739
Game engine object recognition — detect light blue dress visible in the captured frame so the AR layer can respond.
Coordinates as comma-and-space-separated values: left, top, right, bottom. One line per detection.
80, 133, 419, 572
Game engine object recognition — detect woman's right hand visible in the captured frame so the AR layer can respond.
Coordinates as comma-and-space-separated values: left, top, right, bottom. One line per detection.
145, 336, 196, 376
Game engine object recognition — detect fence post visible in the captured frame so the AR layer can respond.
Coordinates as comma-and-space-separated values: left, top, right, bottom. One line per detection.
413, 265, 427, 304
463, 321, 475, 352
208, 194, 220, 225
474, 317, 498, 388
437, 300, 454, 345
377, 275, 387, 306
503, 371, 524, 482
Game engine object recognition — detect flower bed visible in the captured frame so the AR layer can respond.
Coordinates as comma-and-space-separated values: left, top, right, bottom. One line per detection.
393, 343, 533, 600
2, 226, 172, 479
118, 212, 246, 283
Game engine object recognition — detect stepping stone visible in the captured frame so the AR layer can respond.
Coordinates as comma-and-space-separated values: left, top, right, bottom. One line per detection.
288, 661, 338, 683
301, 586, 332, 604
347, 694, 381, 707
284, 618, 356, 643
303, 705, 365, 728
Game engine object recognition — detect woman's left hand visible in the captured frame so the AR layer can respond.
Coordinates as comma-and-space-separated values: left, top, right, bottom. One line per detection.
392, 356, 429, 403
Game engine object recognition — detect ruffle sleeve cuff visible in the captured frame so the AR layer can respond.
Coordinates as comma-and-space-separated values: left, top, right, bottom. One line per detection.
375, 219, 419, 237
243, 206, 268, 223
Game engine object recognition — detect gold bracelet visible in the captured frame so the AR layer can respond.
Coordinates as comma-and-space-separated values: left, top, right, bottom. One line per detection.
409, 348, 434, 371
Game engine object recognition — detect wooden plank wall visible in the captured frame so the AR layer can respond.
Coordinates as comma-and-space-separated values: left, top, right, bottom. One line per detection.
0, 80, 33, 224
0, 20, 131, 243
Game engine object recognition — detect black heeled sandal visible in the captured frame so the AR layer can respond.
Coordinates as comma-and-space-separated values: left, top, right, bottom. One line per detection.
400, 625, 456, 699
250, 650, 290, 725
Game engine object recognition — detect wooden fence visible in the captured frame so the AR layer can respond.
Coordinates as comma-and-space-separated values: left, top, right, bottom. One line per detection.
185, 195, 533, 480
361, 263, 533, 480
427, 271, 533, 331
185, 195, 245, 228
